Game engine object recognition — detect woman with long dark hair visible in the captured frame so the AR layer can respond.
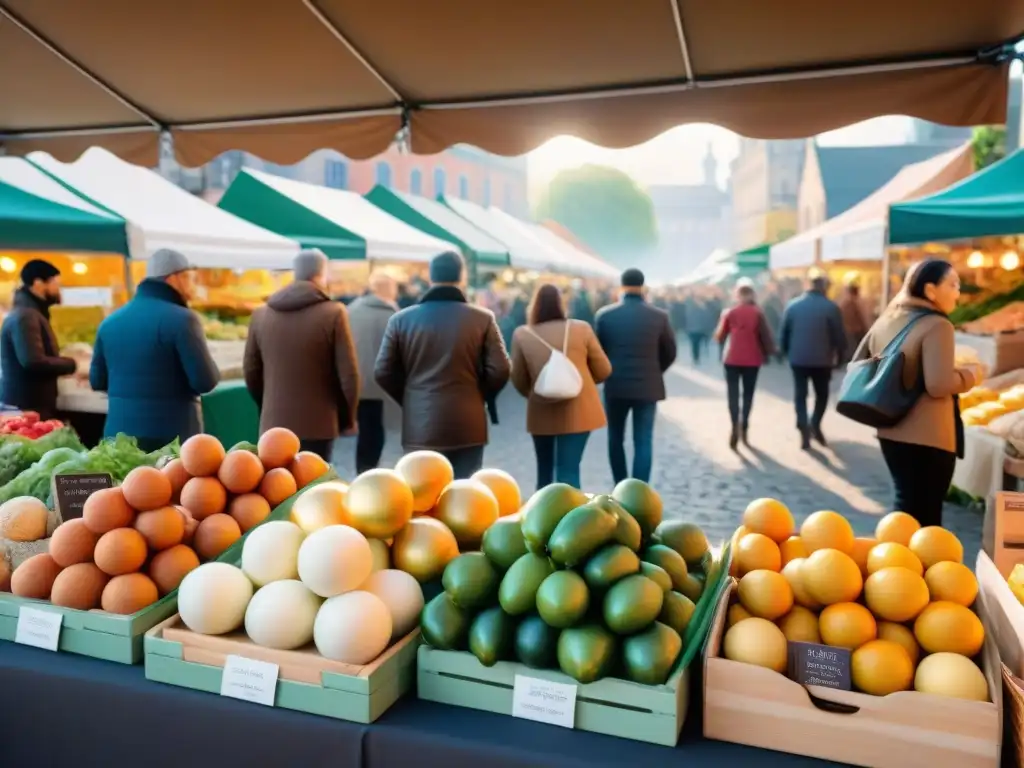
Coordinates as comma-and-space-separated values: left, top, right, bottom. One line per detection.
511, 284, 611, 490
714, 280, 775, 450
850, 259, 982, 527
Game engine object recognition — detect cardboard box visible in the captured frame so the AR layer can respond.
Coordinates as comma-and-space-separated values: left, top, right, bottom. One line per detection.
985, 491, 1024, 578
145, 614, 419, 723
703, 580, 1002, 768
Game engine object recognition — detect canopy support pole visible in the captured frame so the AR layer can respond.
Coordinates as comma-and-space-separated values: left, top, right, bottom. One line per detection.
668, 0, 696, 83
0, 2, 162, 130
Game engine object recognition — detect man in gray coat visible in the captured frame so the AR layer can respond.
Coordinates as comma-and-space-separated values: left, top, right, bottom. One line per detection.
348, 271, 398, 473
375, 251, 509, 478
780, 274, 847, 450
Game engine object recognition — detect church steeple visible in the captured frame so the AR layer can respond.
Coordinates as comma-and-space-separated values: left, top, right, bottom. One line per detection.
703, 144, 717, 186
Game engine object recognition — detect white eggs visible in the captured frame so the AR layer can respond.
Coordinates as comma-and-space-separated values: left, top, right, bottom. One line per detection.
313, 591, 392, 664
242, 521, 305, 587
244, 580, 322, 650
367, 538, 390, 573
178, 563, 253, 635
297, 525, 372, 598
360, 569, 424, 639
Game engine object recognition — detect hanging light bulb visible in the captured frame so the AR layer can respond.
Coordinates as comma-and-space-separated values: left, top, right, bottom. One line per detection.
1000, 251, 1021, 271
966, 250, 986, 269
0, 257, 16, 274
71, 262, 88, 275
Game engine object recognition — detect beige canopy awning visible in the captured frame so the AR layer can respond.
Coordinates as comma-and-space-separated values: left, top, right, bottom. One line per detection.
1, 1, 1021, 166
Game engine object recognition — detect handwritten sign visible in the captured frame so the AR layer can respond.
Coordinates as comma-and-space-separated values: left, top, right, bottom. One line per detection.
51, 473, 113, 522
15, 606, 62, 651
511, 674, 577, 729
789, 641, 852, 690
220, 655, 279, 707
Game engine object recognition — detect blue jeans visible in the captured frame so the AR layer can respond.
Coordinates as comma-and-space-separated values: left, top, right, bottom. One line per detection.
605, 397, 657, 484
532, 432, 590, 490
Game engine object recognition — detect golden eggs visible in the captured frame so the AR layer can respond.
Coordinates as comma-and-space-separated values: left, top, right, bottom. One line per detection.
391, 517, 459, 583
290, 481, 349, 534
395, 451, 454, 513
344, 470, 414, 539
470, 469, 522, 517
434, 479, 499, 549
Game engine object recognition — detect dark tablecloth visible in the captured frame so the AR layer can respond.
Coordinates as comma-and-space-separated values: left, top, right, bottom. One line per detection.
0, 641, 845, 768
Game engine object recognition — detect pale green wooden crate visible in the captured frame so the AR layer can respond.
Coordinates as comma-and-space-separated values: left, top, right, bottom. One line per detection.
0, 471, 338, 664
417, 646, 689, 746
144, 618, 420, 723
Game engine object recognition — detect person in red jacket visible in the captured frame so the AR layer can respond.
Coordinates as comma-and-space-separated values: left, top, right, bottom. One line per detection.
715, 279, 777, 450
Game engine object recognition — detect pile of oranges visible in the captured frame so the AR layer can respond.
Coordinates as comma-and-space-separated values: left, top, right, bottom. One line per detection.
722, 499, 989, 702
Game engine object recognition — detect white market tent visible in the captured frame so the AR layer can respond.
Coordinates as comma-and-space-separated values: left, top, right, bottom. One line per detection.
522, 220, 620, 279
220, 169, 456, 263
28, 148, 299, 270
442, 196, 576, 275
676, 249, 734, 285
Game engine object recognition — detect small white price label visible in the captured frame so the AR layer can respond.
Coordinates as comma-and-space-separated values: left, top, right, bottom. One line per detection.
511, 674, 577, 729
220, 654, 279, 707
15, 606, 62, 651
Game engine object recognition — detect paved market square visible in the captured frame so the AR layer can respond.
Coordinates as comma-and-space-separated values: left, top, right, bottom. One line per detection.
333, 356, 984, 563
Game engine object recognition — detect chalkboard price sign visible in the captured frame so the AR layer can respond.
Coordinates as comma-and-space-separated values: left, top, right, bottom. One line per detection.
51, 473, 114, 522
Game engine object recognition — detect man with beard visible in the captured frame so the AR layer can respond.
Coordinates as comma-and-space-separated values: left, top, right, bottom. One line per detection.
0, 260, 76, 418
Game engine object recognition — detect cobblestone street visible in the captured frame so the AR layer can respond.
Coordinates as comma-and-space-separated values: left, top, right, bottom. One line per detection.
334, 355, 984, 562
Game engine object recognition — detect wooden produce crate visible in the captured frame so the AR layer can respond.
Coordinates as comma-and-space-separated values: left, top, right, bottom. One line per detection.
977, 550, 1024, 679
145, 614, 419, 723
984, 492, 1024, 579
703, 580, 1002, 768
0, 472, 338, 664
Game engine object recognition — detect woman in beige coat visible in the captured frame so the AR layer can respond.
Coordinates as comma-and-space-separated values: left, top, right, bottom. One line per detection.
511, 284, 612, 491
851, 259, 982, 527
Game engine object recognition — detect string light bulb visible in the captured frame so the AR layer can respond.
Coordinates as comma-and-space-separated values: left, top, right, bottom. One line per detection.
966, 250, 985, 269
0, 257, 16, 274
1000, 251, 1021, 271
71, 262, 88, 275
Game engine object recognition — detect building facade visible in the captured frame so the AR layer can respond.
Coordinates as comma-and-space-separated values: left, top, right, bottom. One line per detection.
176, 144, 530, 219
730, 139, 805, 251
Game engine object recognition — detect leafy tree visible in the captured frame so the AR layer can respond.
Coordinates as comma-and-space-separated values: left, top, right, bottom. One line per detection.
971, 125, 1007, 171
535, 165, 657, 266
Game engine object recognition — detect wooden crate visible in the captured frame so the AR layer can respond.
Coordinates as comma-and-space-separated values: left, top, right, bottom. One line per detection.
145, 614, 419, 723
418, 645, 689, 746
0, 472, 338, 664
985, 492, 1024, 578
703, 579, 1003, 768
977, 550, 1024, 679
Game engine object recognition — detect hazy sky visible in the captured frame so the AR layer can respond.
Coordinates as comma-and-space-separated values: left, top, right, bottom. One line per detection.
526, 116, 913, 199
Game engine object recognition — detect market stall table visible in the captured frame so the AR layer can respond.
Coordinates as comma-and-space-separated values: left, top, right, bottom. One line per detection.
200, 379, 259, 449
0, 640, 847, 768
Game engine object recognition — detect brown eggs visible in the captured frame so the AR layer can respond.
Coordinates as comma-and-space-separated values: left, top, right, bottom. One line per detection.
258, 427, 300, 470
259, 468, 297, 507
50, 563, 108, 610
83, 488, 135, 534
11, 553, 63, 599
290, 451, 330, 489
0, 559, 10, 592
228, 494, 271, 533
175, 506, 199, 546
180, 477, 228, 520
218, 450, 265, 495
162, 458, 191, 504
180, 434, 226, 477
49, 518, 99, 567
149, 544, 200, 595
121, 466, 173, 512
194, 514, 241, 561
134, 507, 186, 551
101, 573, 159, 615
94, 528, 148, 576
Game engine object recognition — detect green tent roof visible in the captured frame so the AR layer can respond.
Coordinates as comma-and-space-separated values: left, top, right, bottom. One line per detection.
734, 242, 771, 269
219, 169, 454, 262
889, 149, 1024, 245
0, 157, 128, 254
365, 186, 509, 267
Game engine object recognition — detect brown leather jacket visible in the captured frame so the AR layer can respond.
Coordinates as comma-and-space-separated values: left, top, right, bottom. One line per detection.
374, 285, 509, 450
244, 282, 359, 440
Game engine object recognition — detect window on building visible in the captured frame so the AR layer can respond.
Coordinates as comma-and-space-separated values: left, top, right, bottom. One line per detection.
458, 174, 470, 199
324, 159, 348, 190
375, 161, 393, 188
410, 168, 423, 196
433, 168, 447, 197
482, 177, 492, 207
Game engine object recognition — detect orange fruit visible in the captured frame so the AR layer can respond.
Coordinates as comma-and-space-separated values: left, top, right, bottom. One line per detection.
727, 602, 753, 627
908, 527, 963, 569
914, 601, 984, 656
779, 536, 807, 567
877, 621, 920, 666
735, 533, 782, 574
875, 511, 921, 547
742, 498, 795, 543
866, 542, 923, 576
852, 640, 914, 696
864, 567, 929, 623
924, 561, 978, 607
737, 569, 793, 620
850, 537, 876, 578
781, 558, 821, 610
800, 510, 854, 555
802, 548, 863, 605
819, 602, 877, 650
777, 605, 820, 644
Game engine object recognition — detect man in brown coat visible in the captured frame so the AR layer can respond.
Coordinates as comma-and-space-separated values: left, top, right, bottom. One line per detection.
374, 251, 509, 478
244, 249, 359, 461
